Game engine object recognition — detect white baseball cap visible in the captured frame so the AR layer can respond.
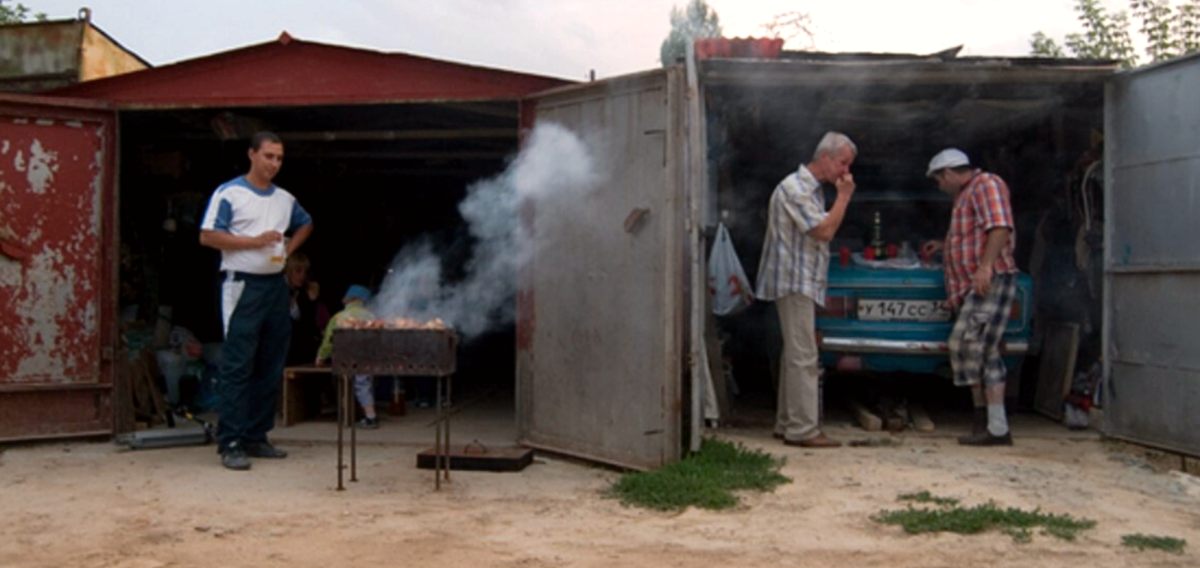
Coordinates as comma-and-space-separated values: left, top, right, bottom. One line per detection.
926, 148, 971, 177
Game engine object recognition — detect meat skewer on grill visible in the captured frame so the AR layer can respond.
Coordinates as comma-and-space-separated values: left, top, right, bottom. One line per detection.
339, 316, 448, 330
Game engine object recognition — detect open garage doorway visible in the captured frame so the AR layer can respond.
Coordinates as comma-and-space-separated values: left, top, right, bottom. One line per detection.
116, 101, 524, 442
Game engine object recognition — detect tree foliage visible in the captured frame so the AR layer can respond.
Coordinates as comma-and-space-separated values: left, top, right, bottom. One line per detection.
659, 0, 722, 67
0, 0, 47, 24
1031, 0, 1200, 67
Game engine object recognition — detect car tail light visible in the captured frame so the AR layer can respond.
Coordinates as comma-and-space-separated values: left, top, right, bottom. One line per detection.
817, 296, 854, 318
1009, 298, 1022, 321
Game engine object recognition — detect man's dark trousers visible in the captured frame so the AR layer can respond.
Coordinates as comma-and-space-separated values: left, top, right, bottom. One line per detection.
217, 271, 291, 453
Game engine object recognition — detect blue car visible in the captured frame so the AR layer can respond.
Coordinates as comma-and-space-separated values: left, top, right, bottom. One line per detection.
816, 262, 1033, 376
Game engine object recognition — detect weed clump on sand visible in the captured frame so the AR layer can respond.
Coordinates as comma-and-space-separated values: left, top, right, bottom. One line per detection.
1121, 533, 1187, 554
873, 492, 1096, 543
606, 438, 790, 511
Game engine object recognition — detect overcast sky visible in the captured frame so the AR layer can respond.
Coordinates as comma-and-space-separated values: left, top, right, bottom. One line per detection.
31, 0, 1127, 80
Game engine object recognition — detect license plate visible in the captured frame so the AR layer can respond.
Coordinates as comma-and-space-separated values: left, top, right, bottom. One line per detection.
857, 299, 951, 322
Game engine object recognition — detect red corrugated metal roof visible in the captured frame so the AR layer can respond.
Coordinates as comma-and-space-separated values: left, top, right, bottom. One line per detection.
694, 37, 784, 61
48, 32, 574, 108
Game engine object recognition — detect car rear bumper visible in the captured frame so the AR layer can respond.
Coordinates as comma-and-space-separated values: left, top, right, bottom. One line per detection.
820, 337, 1030, 355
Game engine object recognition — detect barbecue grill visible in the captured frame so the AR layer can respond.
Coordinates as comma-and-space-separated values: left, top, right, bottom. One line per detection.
332, 327, 459, 490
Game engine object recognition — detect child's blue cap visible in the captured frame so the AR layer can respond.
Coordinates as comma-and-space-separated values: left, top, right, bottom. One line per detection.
343, 284, 371, 303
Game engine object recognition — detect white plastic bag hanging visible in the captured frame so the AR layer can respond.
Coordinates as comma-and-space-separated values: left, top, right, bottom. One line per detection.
708, 223, 754, 316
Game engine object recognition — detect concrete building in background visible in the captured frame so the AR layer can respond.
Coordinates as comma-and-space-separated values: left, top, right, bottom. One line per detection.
0, 8, 149, 93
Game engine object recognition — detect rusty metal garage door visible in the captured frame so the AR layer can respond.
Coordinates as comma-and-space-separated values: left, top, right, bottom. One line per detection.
0, 95, 118, 442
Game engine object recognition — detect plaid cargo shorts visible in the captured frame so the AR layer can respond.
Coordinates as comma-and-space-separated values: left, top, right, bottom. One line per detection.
948, 274, 1017, 387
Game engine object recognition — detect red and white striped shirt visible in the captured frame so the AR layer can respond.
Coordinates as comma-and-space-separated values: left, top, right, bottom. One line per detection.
943, 171, 1018, 306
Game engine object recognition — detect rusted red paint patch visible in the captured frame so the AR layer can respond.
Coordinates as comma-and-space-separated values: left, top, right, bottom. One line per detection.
0, 115, 106, 385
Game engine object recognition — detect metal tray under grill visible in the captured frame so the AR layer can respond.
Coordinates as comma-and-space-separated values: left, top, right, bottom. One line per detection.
331, 328, 458, 376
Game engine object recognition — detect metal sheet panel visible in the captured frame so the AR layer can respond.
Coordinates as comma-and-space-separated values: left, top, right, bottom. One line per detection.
52, 35, 572, 108
517, 69, 685, 470
1104, 53, 1200, 456
0, 95, 117, 441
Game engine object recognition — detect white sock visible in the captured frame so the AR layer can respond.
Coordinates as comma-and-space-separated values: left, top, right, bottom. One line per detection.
987, 404, 1008, 436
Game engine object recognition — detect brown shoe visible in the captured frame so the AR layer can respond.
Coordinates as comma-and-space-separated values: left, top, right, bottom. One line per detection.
784, 432, 842, 448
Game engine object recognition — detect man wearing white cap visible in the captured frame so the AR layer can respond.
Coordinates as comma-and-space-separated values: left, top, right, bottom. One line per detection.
922, 149, 1019, 446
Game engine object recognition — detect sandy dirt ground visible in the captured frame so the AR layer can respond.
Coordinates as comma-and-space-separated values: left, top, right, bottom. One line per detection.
2, 422, 1199, 568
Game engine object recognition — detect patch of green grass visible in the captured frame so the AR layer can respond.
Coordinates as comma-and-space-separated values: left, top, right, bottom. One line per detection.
606, 438, 791, 511
897, 490, 960, 507
1121, 533, 1187, 554
873, 493, 1096, 543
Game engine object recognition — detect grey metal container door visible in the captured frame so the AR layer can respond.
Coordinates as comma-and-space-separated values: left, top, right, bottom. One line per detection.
1103, 53, 1200, 456
517, 70, 686, 470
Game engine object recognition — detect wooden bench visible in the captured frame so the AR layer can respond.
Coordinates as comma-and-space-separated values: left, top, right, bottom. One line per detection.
281, 365, 334, 426
281, 366, 405, 426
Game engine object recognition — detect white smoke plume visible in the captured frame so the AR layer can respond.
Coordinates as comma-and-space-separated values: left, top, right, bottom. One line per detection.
371, 122, 603, 339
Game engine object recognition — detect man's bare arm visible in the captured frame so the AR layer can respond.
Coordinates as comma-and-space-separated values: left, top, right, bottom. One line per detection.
199, 229, 281, 251
808, 174, 856, 242
286, 223, 313, 256
979, 227, 1011, 271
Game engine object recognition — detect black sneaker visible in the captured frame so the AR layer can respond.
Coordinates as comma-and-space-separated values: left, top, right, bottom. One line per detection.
221, 447, 251, 471
357, 416, 379, 429
245, 442, 288, 458
958, 431, 1013, 446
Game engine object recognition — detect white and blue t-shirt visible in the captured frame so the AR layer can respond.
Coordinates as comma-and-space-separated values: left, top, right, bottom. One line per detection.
200, 176, 312, 274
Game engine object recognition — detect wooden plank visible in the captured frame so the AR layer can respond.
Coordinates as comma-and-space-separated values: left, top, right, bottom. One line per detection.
848, 398, 882, 431
113, 350, 135, 434
877, 397, 907, 433
1034, 322, 1080, 421
128, 356, 154, 420
283, 366, 330, 426
909, 403, 936, 432
142, 351, 169, 422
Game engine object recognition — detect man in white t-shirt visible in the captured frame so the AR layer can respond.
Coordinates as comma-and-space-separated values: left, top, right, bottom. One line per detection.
200, 132, 313, 471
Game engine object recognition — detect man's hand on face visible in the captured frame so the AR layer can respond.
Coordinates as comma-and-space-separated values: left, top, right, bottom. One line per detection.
835, 173, 855, 199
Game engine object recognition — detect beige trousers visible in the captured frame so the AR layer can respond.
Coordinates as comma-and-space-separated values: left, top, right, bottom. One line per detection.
775, 293, 820, 441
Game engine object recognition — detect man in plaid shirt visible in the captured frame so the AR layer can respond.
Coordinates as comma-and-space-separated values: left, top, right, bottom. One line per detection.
921, 149, 1019, 446
756, 132, 857, 448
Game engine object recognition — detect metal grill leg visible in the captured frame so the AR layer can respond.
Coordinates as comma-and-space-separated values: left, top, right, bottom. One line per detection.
349, 375, 358, 482
444, 375, 452, 483
336, 374, 345, 491
434, 375, 442, 490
